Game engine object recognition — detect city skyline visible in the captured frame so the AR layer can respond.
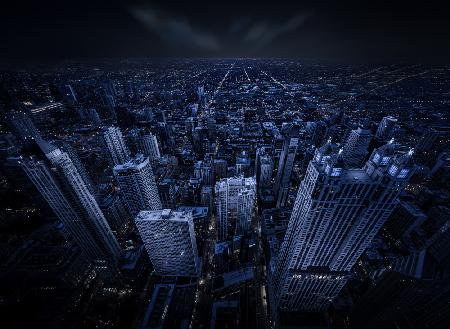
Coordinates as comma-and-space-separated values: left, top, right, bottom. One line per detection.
0, 57, 449, 329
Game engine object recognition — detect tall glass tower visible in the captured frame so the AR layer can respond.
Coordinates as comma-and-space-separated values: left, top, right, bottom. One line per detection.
274, 125, 299, 208
19, 140, 122, 282
103, 126, 130, 165
113, 154, 162, 217
271, 140, 415, 313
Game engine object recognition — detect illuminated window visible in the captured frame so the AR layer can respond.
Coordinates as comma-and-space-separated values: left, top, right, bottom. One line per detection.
321, 155, 330, 164
381, 156, 391, 165
331, 168, 342, 177
388, 165, 398, 176
373, 153, 380, 164
397, 169, 409, 178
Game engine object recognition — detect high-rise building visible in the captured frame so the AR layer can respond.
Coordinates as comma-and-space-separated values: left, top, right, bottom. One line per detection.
103, 126, 130, 165
100, 191, 131, 232
113, 154, 162, 216
274, 125, 299, 208
126, 127, 143, 154
236, 152, 251, 176
271, 140, 414, 313
19, 140, 122, 282
215, 176, 256, 241
376, 116, 397, 141
201, 185, 213, 211
140, 133, 161, 162
343, 127, 372, 168
135, 209, 200, 277
195, 160, 214, 185
415, 127, 439, 153
256, 149, 274, 189
58, 142, 97, 196
384, 201, 427, 240
213, 159, 227, 180
157, 179, 177, 210
350, 270, 450, 329
236, 189, 256, 235
7, 110, 42, 142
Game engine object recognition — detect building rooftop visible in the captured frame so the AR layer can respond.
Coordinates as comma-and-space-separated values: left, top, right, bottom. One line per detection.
113, 153, 148, 172
136, 209, 192, 222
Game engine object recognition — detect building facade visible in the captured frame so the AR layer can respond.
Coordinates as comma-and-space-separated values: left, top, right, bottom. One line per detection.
113, 154, 162, 216
274, 125, 299, 208
271, 140, 415, 312
19, 141, 122, 282
103, 126, 130, 165
135, 209, 200, 277
215, 176, 256, 241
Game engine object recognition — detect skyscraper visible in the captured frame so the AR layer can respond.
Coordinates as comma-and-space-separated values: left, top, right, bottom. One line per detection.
8, 110, 42, 142
194, 160, 214, 185
100, 191, 131, 232
415, 127, 439, 153
342, 127, 372, 168
376, 116, 397, 141
140, 133, 161, 162
274, 125, 299, 208
257, 151, 274, 189
135, 209, 200, 277
103, 126, 130, 165
236, 189, 256, 235
271, 140, 414, 313
215, 176, 256, 241
19, 140, 122, 282
113, 154, 162, 216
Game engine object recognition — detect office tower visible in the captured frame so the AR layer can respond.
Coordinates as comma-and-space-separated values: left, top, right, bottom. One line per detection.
126, 127, 143, 154
58, 142, 97, 196
213, 159, 227, 180
376, 116, 397, 140
428, 216, 450, 273
157, 179, 176, 209
307, 120, 328, 147
207, 116, 217, 139
256, 148, 274, 189
274, 125, 299, 208
236, 189, 256, 235
236, 152, 251, 175
59, 84, 78, 103
100, 192, 130, 232
342, 127, 372, 168
384, 201, 427, 240
113, 154, 162, 216
201, 185, 213, 211
185, 117, 195, 140
135, 209, 200, 277
215, 176, 256, 241
140, 133, 161, 162
271, 140, 414, 312
103, 126, 130, 165
194, 160, 213, 185
19, 140, 122, 282
429, 151, 450, 178
7, 110, 42, 142
415, 127, 439, 153
350, 269, 450, 329
143, 107, 154, 122
87, 108, 102, 125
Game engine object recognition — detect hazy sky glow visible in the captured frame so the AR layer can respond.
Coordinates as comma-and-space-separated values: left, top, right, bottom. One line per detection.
1, 0, 450, 63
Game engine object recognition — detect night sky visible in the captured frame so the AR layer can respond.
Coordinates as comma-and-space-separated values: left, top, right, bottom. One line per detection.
1, 0, 450, 63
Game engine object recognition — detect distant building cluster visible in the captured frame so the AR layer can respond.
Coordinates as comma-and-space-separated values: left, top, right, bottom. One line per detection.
1, 60, 449, 329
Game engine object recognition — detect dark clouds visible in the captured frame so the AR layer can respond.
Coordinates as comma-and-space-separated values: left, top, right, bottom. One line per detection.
1, 0, 450, 63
